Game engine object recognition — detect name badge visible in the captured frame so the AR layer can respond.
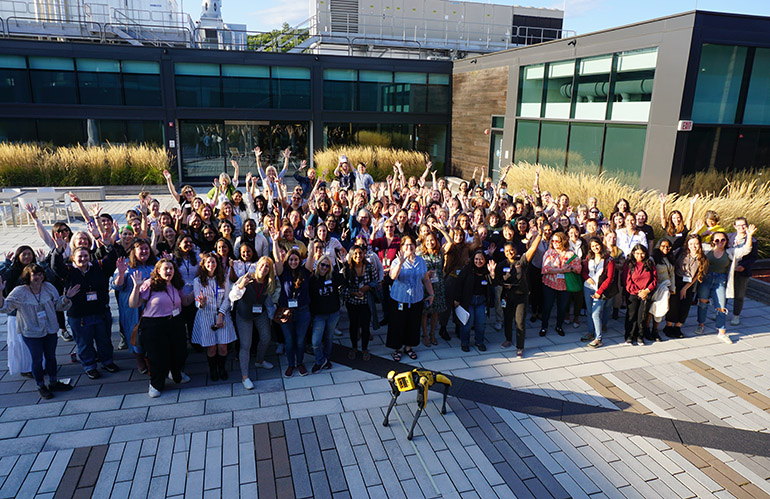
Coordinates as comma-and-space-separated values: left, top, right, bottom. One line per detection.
430, 275, 439, 283
37, 310, 47, 321
503, 267, 510, 273
86, 292, 98, 302
481, 280, 488, 286
292, 245, 299, 250
172, 308, 181, 317
252, 305, 263, 314
324, 280, 332, 285
556, 274, 565, 280
501, 299, 507, 309
683, 275, 692, 283
398, 303, 404, 311
456, 269, 461, 275
288, 299, 298, 308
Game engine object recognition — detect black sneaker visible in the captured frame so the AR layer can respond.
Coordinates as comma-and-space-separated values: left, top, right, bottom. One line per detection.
539, 328, 547, 337
555, 327, 565, 336
85, 369, 101, 380
323, 361, 333, 370
102, 363, 120, 373
38, 385, 53, 399
580, 333, 594, 342
476, 343, 487, 352
461, 345, 470, 352
311, 363, 323, 374
49, 381, 73, 392
20, 372, 33, 379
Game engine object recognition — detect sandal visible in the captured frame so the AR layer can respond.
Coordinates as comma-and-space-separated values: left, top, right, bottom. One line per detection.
430, 335, 438, 346
362, 350, 371, 361
405, 349, 418, 360
392, 350, 402, 362
422, 336, 431, 347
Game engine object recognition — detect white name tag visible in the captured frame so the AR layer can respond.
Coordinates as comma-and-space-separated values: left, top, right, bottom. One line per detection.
37, 310, 47, 321
252, 305, 263, 314
456, 269, 461, 275
398, 303, 404, 311
430, 275, 439, 283
501, 299, 507, 309
288, 299, 298, 308
172, 308, 180, 317
86, 292, 98, 302
503, 267, 510, 273
324, 280, 332, 285
481, 280, 488, 286
292, 245, 299, 250
683, 275, 692, 283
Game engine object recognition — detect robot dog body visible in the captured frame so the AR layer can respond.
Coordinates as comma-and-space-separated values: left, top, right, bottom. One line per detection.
382, 369, 452, 440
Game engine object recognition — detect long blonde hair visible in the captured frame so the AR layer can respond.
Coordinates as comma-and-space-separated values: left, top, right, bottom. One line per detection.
254, 256, 277, 295
314, 254, 333, 279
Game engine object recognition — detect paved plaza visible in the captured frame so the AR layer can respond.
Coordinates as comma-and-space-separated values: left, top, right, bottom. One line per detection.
1, 195, 770, 498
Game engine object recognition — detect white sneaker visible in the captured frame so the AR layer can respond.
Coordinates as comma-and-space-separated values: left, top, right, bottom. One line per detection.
148, 385, 161, 398
334, 329, 344, 337
255, 360, 274, 369
242, 378, 254, 390
275, 344, 285, 355
730, 315, 741, 326
717, 333, 733, 344
167, 372, 191, 384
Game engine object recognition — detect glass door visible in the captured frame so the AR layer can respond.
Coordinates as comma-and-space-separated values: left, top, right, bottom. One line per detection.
488, 130, 504, 181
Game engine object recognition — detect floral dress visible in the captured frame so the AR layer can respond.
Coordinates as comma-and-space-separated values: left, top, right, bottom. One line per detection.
423, 253, 446, 313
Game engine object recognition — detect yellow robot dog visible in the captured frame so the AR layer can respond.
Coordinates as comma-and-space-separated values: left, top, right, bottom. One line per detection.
382, 369, 452, 440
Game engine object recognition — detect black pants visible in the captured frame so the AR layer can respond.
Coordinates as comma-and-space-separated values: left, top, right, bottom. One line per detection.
528, 266, 544, 316
625, 294, 650, 341
182, 303, 197, 341
439, 274, 460, 329
347, 303, 371, 351
387, 301, 424, 350
140, 315, 188, 391
666, 275, 695, 324
503, 294, 527, 349
22, 333, 57, 386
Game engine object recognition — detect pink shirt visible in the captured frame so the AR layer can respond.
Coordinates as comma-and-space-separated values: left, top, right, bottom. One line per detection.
541, 249, 581, 291
139, 280, 183, 318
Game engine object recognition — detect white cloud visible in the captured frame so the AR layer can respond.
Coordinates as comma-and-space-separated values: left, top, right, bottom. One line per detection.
245, 0, 310, 31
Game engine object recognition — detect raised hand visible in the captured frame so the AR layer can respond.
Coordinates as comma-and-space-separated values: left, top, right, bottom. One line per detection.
693, 219, 705, 234
659, 192, 667, 203
487, 242, 496, 255
4, 251, 14, 262
130, 272, 143, 288
748, 224, 757, 237
89, 203, 102, 217
299, 160, 307, 171
24, 204, 38, 219
689, 194, 699, 205
487, 259, 497, 275
395, 161, 402, 169
65, 284, 81, 298
426, 161, 432, 170
197, 292, 207, 307
163, 169, 172, 180
53, 231, 67, 250
283, 147, 291, 159
253, 146, 262, 158
116, 257, 128, 275
68, 192, 81, 204
230, 159, 239, 170
36, 248, 47, 262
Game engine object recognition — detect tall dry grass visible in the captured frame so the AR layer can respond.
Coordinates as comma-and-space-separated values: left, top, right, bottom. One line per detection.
314, 146, 429, 182
0, 143, 168, 186
679, 166, 770, 196
503, 163, 770, 257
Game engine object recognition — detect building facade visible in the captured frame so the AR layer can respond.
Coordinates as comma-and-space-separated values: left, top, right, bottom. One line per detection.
451, 11, 770, 193
0, 40, 451, 183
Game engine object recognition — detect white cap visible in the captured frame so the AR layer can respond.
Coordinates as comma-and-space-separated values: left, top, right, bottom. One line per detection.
339, 155, 348, 163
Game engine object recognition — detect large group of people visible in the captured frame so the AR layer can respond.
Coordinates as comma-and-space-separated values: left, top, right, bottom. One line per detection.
0, 150, 760, 400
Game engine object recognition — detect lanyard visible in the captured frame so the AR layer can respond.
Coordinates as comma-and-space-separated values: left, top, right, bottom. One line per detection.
166, 288, 177, 308
254, 280, 265, 300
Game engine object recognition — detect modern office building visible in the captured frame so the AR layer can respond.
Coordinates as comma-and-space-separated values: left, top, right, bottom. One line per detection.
452, 10, 770, 192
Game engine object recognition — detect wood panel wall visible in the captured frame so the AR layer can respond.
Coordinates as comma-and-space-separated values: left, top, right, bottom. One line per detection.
450, 66, 509, 180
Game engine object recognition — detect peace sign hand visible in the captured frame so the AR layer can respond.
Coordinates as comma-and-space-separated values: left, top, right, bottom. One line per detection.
196, 292, 207, 307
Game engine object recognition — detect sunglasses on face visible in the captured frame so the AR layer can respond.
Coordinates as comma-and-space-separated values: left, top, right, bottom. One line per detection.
318, 263, 330, 269
713, 239, 726, 243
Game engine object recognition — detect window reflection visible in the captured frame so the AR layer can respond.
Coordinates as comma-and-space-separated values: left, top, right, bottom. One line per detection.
610, 48, 657, 122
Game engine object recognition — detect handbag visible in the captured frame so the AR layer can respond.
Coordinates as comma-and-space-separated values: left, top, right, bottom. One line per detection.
273, 307, 293, 324
563, 255, 583, 293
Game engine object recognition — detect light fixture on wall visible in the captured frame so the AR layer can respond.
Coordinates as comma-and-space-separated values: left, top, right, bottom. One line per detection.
568, 40, 576, 46
470, 59, 477, 64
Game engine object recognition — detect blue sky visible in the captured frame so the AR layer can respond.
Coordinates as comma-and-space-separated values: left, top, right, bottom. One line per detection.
200, 0, 770, 34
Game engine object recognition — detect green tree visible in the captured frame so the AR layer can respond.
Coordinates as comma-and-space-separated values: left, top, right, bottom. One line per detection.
247, 22, 309, 52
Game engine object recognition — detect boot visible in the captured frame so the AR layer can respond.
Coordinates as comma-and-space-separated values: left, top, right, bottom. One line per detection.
217, 354, 228, 381
208, 355, 219, 382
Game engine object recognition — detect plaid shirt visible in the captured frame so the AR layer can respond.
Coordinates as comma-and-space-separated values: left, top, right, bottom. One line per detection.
339, 262, 378, 305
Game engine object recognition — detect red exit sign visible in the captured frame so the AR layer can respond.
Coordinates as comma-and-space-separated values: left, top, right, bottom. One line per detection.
678, 120, 693, 131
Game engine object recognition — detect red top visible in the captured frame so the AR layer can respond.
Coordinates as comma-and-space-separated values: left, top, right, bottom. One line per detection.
624, 261, 657, 296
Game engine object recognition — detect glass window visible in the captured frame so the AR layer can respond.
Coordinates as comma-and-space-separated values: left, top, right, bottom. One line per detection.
359, 71, 393, 112
271, 67, 310, 79
125, 120, 164, 145
518, 64, 544, 118
179, 120, 226, 179
28, 57, 74, 71
544, 60, 574, 119
222, 77, 270, 108
0, 118, 36, 143
415, 124, 447, 173
744, 48, 770, 125
0, 66, 31, 103
427, 84, 450, 113
78, 72, 122, 105
567, 123, 604, 175
573, 55, 611, 120
692, 44, 747, 124
538, 121, 568, 170
29, 71, 78, 104
123, 74, 162, 106
121, 61, 160, 74
428, 73, 449, 85
610, 47, 657, 122
0, 55, 26, 69
221, 65, 269, 78
323, 69, 357, 111
36, 119, 85, 146
491, 116, 505, 128
602, 125, 646, 186
175, 63, 219, 76
176, 75, 221, 107
394, 72, 426, 84
271, 78, 310, 109
513, 120, 539, 165
76, 59, 120, 73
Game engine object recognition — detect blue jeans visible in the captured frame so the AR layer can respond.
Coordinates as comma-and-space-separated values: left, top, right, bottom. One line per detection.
22, 333, 58, 386
461, 295, 487, 347
280, 305, 311, 367
583, 286, 606, 340
68, 312, 113, 372
311, 310, 339, 365
697, 272, 728, 330
541, 286, 569, 330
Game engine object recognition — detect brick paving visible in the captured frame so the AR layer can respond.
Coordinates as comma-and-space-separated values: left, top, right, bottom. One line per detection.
1, 195, 770, 497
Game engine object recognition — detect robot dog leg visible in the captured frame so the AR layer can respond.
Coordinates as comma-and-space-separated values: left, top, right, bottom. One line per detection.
382, 369, 452, 440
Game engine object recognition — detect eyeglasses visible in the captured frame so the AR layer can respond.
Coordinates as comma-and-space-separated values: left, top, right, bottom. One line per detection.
318, 263, 330, 269
713, 239, 727, 243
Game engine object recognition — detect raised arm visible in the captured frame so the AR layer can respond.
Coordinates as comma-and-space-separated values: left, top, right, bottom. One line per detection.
279, 148, 290, 178
524, 230, 542, 262
69, 192, 92, 224
304, 240, 316, 272
163, 169, 181, 204
25, 204, 55, 250
272, 236, 284, 276
231, 159, 240, 187
686, 194, 698, 230
128, 273, 145, 308
658, 193, 667, 229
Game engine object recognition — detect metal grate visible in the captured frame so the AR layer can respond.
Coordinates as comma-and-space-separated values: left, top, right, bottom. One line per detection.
329, 0, 358, 33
